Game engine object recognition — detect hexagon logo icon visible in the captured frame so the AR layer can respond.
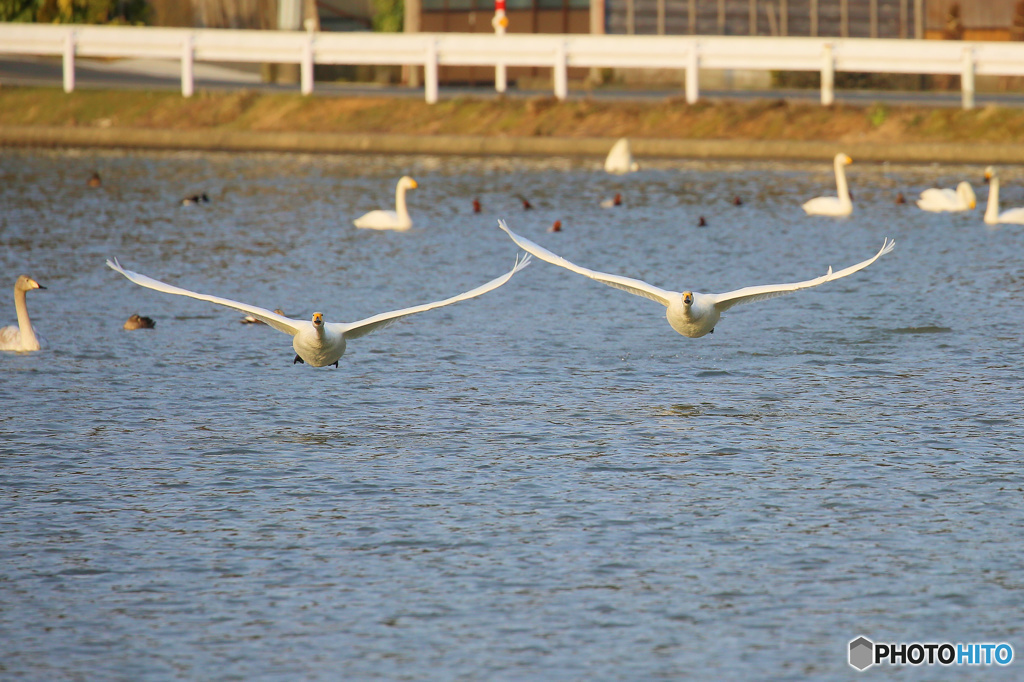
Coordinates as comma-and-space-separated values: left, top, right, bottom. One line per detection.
849, 636, 874, 671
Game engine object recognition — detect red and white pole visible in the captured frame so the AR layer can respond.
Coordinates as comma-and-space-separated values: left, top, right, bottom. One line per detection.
492, 0, 508, 93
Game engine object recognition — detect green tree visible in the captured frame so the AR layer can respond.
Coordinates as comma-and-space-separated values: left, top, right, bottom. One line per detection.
372, 0, 403, 33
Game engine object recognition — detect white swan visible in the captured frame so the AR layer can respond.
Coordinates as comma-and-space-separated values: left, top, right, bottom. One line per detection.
497, 220, 893, 338
604, 138, 639, 175
983, 167, 1024, 225
354, 176, 419, 231
802, 153, 853, 217
106, 255, 530, 367
0, 275, 46, 352
916, 181, 976, 212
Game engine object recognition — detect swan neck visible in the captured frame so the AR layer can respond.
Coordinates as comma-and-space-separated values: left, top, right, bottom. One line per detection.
395, 184, 409, 220
985, 178, 1000, 223
834, 158, 850, 202
13, 287, 39, 348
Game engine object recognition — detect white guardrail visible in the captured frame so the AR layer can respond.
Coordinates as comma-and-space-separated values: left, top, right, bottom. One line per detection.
3, 23, 1024, 109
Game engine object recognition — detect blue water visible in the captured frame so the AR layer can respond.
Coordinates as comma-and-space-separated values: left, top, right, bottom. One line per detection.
2, 148, 1023, 680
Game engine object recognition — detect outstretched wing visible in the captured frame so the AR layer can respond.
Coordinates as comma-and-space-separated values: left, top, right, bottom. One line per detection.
710, 238, 895, 312
335, 254, 531, 341
497, 220, 674, 306
106, 258, 305, 336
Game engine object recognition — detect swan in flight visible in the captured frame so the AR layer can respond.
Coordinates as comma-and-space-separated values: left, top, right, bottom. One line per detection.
802, 153, 853, 217
354, 176, 418, 231
0, 275, 46, 352
983, 166, 1024, 225
916, 181, 976, 212
497, 220, 893, 338
604, 138, 639, 175
106, 255, 530, 367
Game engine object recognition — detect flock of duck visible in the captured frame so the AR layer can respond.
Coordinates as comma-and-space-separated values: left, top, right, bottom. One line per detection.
11, 137, 1019, 364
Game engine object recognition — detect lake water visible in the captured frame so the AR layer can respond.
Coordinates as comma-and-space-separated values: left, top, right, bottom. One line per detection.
2, 148, 1023, 680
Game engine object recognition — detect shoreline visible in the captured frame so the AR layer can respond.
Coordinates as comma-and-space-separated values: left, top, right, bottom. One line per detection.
4, 126, 1023, 163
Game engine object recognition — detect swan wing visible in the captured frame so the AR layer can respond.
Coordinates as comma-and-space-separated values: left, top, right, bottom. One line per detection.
497, 220, 674, 307
106, 258, 304, 336
711, 239, 895, 312
335, 254, 531, 340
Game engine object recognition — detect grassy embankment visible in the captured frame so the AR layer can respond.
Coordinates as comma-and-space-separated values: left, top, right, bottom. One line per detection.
3, 85, 1024, 146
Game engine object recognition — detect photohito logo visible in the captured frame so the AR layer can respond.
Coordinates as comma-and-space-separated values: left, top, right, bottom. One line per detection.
848, 636, 1013, 671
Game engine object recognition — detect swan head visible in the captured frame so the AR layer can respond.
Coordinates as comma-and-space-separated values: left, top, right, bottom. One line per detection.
399, 176, 418, 191
15, 275, 44, 292
311, 312, 324, 328
836, 153, 852, 166
984, 166, 994, 183
682, 291, 694, 307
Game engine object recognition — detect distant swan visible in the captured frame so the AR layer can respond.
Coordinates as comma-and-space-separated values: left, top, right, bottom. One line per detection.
354, 176, 418, 231
0, 275, 46, 352
983, 167, 1024, 225
123, 314, 156, 330
916, 181, 976, 212
802, 153, 853, 217
604, 138, 639, 175
497, 220, 893, 338
107, 255, 530, 367
600, 193, 622, 208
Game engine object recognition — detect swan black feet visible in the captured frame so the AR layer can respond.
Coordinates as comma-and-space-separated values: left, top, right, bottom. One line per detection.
293, 354, 304, 364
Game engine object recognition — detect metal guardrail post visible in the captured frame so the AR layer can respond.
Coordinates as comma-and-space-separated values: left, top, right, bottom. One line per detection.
820, 42, 834, 105
961, 45, 975, 110
424, 38, 438, 104
301, 34, 314, 95
181, 34, 194, 98
553, 41, 568, 100
685, 42, 699, 104
62, 30, 75, 93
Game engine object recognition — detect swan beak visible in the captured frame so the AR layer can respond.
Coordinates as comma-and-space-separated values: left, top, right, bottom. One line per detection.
682, 292, 694, 306
844, 154, 853, 165
409, 179, 419, 189
30, 279, 45, 290
312, 312, 324, 327
970, 199, 977, 209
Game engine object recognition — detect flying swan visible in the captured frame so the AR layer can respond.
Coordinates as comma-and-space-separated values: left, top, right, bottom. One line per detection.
916, 181, 976, 212
983, 166, 1024, 225
354, 176, 419, 231
106, 255, 530, 367
0, 275, 46, 352
497, 220, 893, 338
604, 138, 639, 175
802, 153, 853, 217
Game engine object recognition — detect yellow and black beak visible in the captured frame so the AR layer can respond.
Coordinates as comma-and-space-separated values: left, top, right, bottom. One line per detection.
682, 292, 694, 306
312, 312, 324, 327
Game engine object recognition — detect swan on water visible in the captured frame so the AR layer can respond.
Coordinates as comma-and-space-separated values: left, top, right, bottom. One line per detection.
983, 167, 1024, 225
497, 220, 893, 339
354, 176, 418, 231
106, 255, 530, 367
0, 275, 46, 352
604, 138, 639, 175
802, 153, 853, 217
916, 181, 976, 212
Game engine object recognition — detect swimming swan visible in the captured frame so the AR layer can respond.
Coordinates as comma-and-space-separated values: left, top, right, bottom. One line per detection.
0, 275, 46, 352
916, 181, 976, 212
802, 153, 853, 217
604, 138, 639, 175
983, 167, 1024, 225
497, 220, 893, 338
354, 176, 419, 231
106, 255, 530, 367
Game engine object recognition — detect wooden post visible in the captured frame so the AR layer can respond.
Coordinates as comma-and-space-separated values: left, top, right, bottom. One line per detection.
685, 41, 699, 103
821, 43, 834, 105
405, 0, 422, 87
688, 0, 696, 34
553, 41, 568, 100
914, 0, 923, 39
810, 0, 817, 37
62, 30, 75, 93
181, 34, 194, 97
657, 0, 665, 35
300, 33, 314, 95
425, 37, 438, 103
961, 46, 975, 110
840, 0, 848, 38
626, 0, 635, 34
749, 0, 756, 35
899, 0, 907, 39
718, 0, 725, 34
870, 0, 878, 38
780, 0, 787, 36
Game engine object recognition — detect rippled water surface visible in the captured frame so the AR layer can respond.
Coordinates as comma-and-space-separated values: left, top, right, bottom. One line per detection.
2, 149, 1024, 680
